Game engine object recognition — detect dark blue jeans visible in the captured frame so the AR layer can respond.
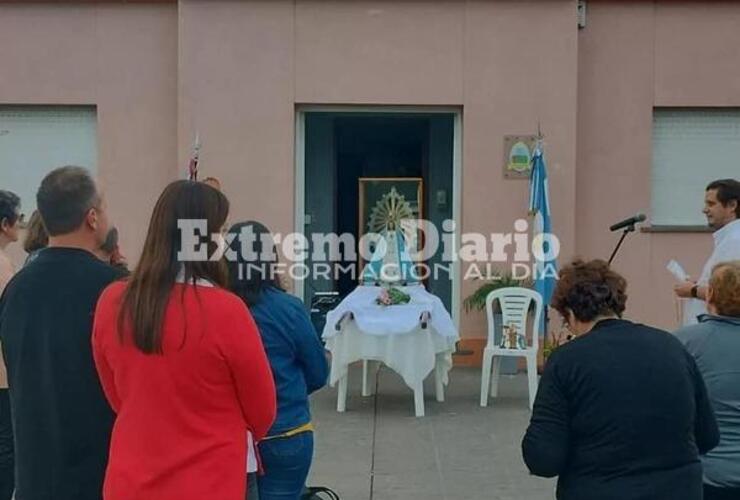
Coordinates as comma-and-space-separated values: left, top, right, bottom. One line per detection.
257, 432, 313, 500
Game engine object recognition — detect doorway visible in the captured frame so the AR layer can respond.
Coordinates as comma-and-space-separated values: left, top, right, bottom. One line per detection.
296, 107, 462, 325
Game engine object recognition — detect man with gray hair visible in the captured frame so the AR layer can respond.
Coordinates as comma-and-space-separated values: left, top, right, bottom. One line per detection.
676, 261, 740, 500
0, 166, 124, 500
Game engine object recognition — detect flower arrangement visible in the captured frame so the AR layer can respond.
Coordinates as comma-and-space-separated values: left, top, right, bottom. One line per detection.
375, 287, 411, 306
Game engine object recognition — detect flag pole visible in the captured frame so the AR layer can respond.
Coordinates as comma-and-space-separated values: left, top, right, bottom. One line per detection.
532, 123, 549, 343
188, 132, 201, 181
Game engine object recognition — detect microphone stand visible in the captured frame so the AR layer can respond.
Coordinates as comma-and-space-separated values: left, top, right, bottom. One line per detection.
608, 224, 636, 265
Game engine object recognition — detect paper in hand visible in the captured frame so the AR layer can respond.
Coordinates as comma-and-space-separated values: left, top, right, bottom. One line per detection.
666, 260, 689, 282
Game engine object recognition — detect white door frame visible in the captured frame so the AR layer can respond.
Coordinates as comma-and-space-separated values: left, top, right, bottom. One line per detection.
294, 105, 463, 330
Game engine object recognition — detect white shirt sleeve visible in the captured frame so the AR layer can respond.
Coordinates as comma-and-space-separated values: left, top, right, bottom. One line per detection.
246, 431, 258, 473
711, 235, 740, 267
684, 231, 740, 326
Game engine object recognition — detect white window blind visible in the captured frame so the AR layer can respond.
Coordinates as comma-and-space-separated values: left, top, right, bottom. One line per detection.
0, 106, 97, 215
652, 109, 740, 226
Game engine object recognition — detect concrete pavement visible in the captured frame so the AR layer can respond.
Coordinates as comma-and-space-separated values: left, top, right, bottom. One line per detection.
309, 365, 556, 500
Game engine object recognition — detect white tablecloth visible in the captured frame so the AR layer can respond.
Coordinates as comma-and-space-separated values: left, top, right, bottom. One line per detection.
322, 285, 459, 390
323, 285, 458, 338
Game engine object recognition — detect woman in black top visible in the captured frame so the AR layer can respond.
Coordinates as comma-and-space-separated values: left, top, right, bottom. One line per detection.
522, 259, 719, 500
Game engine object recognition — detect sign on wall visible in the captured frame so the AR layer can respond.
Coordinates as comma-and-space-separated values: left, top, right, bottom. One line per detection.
503, 135, 537, 179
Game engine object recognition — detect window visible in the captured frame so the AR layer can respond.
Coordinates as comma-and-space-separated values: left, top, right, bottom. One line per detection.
652, 109, 740, 226
0, 106, 97, 215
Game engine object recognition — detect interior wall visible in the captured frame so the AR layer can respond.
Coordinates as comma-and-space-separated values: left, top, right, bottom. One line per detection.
424, 115, 455, 310
304, 113, 337, 295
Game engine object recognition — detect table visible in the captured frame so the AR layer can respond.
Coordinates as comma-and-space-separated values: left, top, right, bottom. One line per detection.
322, 286, 459, 417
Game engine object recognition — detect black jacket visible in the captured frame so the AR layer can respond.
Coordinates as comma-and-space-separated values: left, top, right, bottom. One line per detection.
0, 248, 124, 500
523, 319, 719, 500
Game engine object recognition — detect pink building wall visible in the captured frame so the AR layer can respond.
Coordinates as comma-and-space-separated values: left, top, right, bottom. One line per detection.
177, 0, 578, 356
1, 1, 737, 354
0, 2, 178, 265
577, 1, 740, 332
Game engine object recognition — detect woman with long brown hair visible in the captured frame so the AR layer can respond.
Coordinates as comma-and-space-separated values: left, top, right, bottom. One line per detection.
92, 180, 276, 500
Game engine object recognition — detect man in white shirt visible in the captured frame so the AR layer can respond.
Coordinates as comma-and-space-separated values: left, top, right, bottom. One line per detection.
675, 179, 740, 326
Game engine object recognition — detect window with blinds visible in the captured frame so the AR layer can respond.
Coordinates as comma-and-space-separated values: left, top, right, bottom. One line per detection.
652, 109, 740, 226
0, 106, 97, 215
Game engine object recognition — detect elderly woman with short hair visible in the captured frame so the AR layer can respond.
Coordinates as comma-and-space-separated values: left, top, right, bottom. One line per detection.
677, 261, 740, 500
522, 259, 719, 500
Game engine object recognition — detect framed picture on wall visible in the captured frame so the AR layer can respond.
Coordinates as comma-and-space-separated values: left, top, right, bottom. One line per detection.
358, 176, 424, 259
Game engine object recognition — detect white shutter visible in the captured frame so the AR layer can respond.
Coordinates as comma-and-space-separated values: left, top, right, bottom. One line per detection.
0, 106, 97, 215
652, 109, 740, 226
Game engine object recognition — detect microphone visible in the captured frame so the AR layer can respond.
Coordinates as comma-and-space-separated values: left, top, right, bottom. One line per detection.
610, 213, 647, 232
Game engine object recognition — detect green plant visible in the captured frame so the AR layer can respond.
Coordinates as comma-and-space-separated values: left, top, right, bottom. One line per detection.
542, 328, 576, 360
462, 272, 532, 313
541, 333, 561, 360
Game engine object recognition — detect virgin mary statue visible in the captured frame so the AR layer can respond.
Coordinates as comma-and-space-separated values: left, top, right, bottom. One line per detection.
361, 187, 420, 286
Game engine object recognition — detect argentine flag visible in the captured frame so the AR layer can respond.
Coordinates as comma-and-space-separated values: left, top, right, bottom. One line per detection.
528, 145, 558, 311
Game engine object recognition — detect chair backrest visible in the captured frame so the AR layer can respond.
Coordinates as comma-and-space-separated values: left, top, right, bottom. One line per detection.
485, 287, 543, 350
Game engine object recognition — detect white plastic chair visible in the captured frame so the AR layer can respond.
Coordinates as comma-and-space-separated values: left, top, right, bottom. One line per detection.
480, 287, 543, 410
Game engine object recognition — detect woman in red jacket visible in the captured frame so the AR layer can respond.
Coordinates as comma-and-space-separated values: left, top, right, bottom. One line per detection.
92, 180, 276, 500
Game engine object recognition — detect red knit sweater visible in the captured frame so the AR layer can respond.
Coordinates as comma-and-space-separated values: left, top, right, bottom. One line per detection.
92, 281, 276, 500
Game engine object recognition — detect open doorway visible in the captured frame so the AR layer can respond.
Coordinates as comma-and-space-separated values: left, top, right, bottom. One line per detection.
298, 108, 460, 321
